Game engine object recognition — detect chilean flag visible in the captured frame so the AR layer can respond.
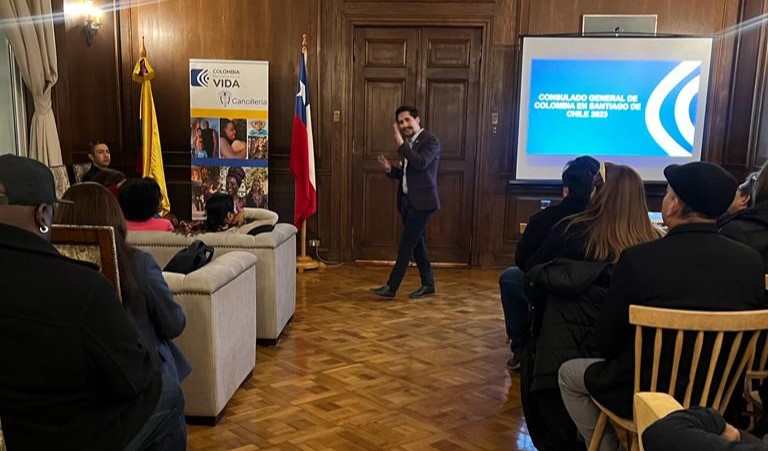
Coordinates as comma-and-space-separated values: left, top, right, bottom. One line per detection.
289, 48, 317, 227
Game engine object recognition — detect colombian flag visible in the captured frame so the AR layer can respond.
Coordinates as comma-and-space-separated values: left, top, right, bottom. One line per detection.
132, 41, 170, 215
289, 41, 316, 227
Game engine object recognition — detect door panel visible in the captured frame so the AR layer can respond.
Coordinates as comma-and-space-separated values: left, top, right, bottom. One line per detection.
352, 26, 482, 263
419, 28, 481, 263
365, 81, 406, 156
426, 80, 468, 160
353, 27, 418, 261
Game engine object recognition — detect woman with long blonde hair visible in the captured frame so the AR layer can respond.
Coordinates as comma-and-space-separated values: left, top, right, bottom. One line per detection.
527, 162, 662, 268
520, 162, 662, 450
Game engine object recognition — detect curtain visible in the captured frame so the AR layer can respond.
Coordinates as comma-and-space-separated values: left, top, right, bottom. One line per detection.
0, 0, 61, 166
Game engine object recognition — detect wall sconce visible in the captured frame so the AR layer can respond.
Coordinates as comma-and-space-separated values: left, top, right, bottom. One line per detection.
65, 1, 103, 46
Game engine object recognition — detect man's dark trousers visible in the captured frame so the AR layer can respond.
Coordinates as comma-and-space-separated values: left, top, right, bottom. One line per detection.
386, 194, 435, 292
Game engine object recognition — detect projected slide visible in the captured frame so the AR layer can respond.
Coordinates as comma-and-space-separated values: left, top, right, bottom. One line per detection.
528, 59, 701, 157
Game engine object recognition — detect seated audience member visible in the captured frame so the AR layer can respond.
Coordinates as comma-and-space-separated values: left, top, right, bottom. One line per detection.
643, 408, 768, 451
82, 141, 111, 182
727, 172, 758, 215
522, 163, 662, 450
119, 178, 174, 231
499, 155, 599, 370
55, 182, 188, 450
91, 168, 127, 196
558, 162, 766, 451
720, 168, 768, 268
525, 163, 663, 268
0, 155, 161, 451
178, 193, 245, 234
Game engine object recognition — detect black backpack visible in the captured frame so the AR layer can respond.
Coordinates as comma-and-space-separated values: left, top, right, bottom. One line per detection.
163, 240, 214, 274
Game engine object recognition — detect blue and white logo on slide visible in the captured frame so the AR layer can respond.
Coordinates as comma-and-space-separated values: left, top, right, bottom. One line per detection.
645, 61, 700, 157
190, 69, 209, 87
526, 59, 702, 157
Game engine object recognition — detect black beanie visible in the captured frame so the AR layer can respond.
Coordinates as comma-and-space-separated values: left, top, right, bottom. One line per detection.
663, 162, 737, 218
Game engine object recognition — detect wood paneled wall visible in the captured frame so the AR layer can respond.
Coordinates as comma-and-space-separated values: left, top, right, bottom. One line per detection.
51, 0, 763, 266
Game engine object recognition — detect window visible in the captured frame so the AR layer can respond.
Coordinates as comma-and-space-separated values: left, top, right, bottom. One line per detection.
0, 31, 27, 157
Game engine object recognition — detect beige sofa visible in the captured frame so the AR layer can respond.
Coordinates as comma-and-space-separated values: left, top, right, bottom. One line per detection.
127, 209, 297, 344
165, 251, 257, 422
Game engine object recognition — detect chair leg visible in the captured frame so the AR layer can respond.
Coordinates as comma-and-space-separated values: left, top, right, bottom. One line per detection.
589, 412, 608, 451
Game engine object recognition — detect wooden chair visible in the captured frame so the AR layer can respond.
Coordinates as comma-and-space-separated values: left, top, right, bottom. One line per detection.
744, 330, 768, 429
633, 392, 684, 451
51, 224, 122, 302
71, 162, 92, 183
589, 305, 768, 451
49, 165, 71, 200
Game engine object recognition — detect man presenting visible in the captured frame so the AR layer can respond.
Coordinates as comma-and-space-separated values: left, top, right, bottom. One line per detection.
371, 105, 440, 299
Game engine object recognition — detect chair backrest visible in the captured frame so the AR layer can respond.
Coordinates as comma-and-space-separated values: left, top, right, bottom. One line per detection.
51, 224, 122, 302
71, 162, 91, 183
49, 165, 71, 199
629, 305, 768, 413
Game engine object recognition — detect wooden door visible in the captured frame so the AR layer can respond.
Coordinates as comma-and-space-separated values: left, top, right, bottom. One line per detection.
352, 26, 482, 263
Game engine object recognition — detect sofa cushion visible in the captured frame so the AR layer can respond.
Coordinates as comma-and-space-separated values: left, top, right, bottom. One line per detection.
164, 252, 257, 293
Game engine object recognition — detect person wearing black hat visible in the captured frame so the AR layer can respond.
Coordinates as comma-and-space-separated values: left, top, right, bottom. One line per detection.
0, 154, 162, 451
558, 161, 767, 451
498, 155, 600, 370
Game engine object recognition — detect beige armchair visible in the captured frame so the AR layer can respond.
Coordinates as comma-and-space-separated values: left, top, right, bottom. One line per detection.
128, 208, 297, 345
164, 251, 258, 423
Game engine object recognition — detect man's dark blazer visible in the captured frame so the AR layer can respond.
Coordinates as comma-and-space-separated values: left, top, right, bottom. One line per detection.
584, 223, 766, 418
387, 129, 441, 211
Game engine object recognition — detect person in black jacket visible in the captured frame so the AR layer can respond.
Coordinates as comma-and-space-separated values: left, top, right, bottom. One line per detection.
81, 141, 111, 182
0, 155, 161, 451
521, 163, 661, 450
720, 170, 768, 269
643, 407, 768, 451
499, 156, 599, 369
55, 182, 189, 450
559, 162, 766, 451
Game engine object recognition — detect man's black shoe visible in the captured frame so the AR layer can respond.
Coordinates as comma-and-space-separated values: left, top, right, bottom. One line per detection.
409, 285, 435, 299
370, 285, 396, 299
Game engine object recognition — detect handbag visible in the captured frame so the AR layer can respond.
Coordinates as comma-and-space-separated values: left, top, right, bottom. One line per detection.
163, 240, 214, 274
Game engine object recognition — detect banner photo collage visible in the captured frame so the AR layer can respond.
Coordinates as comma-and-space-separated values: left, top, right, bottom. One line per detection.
189, 59, 269, 219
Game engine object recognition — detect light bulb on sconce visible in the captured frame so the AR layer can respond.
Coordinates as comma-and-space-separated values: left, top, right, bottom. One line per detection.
82, 0, 102, 46
65, 0, 102, 46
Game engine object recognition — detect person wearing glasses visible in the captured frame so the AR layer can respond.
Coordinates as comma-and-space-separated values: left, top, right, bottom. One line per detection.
720, 169, 768, 269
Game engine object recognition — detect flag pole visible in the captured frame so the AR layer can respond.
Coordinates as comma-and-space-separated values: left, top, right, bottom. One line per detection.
296, 221, 322, 273
296, 34, 322, 273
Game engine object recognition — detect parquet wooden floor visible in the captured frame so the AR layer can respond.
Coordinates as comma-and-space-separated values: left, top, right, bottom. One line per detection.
187, 265, 533, 450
